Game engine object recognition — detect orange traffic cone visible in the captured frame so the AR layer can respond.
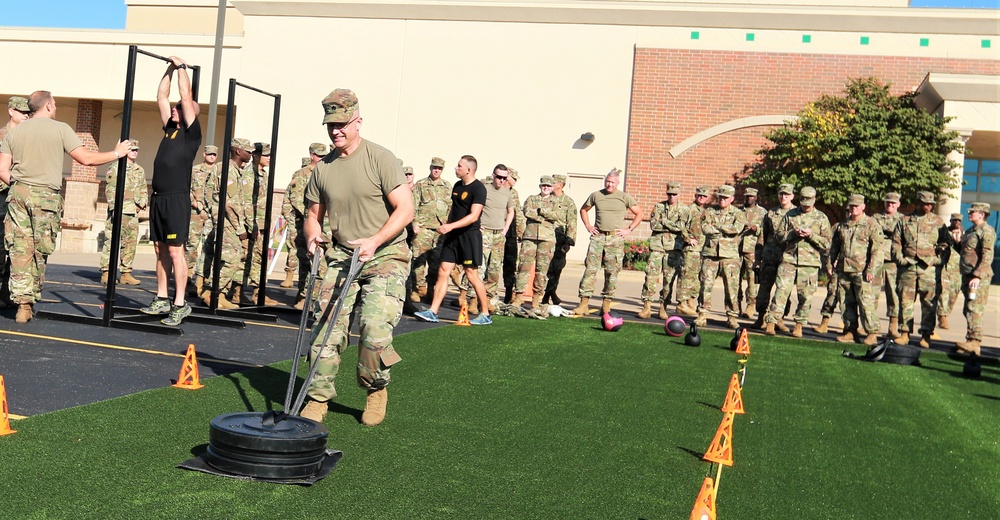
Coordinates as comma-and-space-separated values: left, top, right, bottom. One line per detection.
703, 411, 734, 467
523, 270, 535, 298
721, 373, 745, 414
0, 375, 16, 436
689, 476, 717, 520
172, 344, 205, 390
735, 328, 751, 355
456, 303, 471, 326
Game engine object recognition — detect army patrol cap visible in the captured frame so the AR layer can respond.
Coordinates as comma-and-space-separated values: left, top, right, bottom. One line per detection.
917, 191, 936, 204
718, 185, 736, 198
8, 96, 29, 112
799, 186, 817, 206
430, 157, 446, 168
553, 174, 567, 185
128, 139, 140, 150
744, 188, 759, 197
204, 145, 219, 155
539, 175, 554, 186
301, 157, 310, 168
403, 166, 414, 175
950, 213, 963, 221
254, 143, 271, 156
969, 202, 991, 214
883, 192, 901, 203
308, 143, 328, 156
321, 88, 359, 124
695, 186, 711, 196
778, 183, 794, 195
507, 167, 519, 180
666, 182, 681, 195
847, 194, 865, 206
231, 137, 254, 152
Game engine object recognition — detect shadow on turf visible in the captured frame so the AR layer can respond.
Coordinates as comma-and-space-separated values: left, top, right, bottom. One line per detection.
676, 445, 708, 461
916, 355, 1000, 385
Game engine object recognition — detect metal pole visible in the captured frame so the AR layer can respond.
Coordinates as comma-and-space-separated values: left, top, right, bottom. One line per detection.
206, 0, 227, 146
255, 95, 280, 304
210, 78, 238, 311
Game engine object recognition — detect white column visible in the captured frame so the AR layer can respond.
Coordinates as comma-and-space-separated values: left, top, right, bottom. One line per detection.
939, 129, 972, 219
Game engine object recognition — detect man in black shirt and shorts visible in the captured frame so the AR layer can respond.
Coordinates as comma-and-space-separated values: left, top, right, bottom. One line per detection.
415, 155, 492, 325
140, 56, 202, 326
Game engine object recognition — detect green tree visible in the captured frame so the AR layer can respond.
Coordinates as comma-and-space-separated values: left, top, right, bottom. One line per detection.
744, 77, 961, 221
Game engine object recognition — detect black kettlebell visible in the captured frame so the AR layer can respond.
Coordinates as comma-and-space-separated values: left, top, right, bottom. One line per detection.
685, 322, 702, 347
963, 356, 981, 378
729, 326, 745, 351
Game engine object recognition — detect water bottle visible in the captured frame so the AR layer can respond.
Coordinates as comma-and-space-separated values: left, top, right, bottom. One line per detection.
969, 289, 977, 301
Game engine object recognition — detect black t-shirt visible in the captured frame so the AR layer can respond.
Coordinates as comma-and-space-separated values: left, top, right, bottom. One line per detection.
449, 179, 488, 233
152, 117, 202, 195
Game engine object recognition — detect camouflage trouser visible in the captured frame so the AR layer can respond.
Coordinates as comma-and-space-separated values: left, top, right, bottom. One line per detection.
246, 231, 265, 287
515, 238, 555, 295
4, 184, 62, 305
409, 227, 443, 292
640, 248, 682, 303
577, 233, 624, 298
460, 229, 506, 301
820, 270, 841, 318
737, 251, 758, 308
898, 263, 939, 336
185, 211, 210, 270
765, 262, 818, 325
698, 256, 741, 317
938, 262, 961, 317
285, 220, 299, 274
307, 242, 409, 401
544, 237, 570, 297
874, 261, 899, 319
0, 190, 11, 302
100, 212, 139, 273
961, 274, 990, 341
676, 250, 702, 303
838, 271, 879, 334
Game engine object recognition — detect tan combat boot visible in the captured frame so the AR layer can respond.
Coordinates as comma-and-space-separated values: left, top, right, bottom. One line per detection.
792, 323, 803, 338
293, 296, 306, 310
361, 388, 388, 426
100, 271, 109, 284
230, 284, 244, 306
280, 270, 295, 288
468, 295, 479, 314
726, 317, 740, 330
895, 332, 910, 345
764, 322, 775, 336
888, 317, 900, 337
863, 333, 879, 346
693, 313, 707, 327
15, 303, 33, 324
300, 400, 328, 422
252, 288, 280, 306
658, 301, 669, 320
120, 272, 142, 286
836, 331, 855, 343
814, 316, 830, 334
938, 315, 949, 330
775, 321, 791, 334
601, 298, 613, 314
572, 297, 590, 316
955, 339, 981, 356
194, 275, 204, 296
509, 292, 522, 307
417, 286, 428, 299
636, 301, 652, 319
531, 293, 543, 310
918, 334, 932, 349
456, 289, 469, 308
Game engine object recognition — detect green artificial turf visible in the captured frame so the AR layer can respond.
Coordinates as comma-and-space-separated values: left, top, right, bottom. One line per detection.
0, 318, 997, 519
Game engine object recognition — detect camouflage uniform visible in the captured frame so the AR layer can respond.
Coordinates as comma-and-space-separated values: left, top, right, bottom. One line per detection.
892, 199, 948, 338
544, 186, 577, 301
4, 183, 62, 304
754, 199, 794, 319
0, 118, 16, 304
872, 206, 902, 322
956, 206, 995, 344
818, 226, 842, 320
186, 158, 218, 272
765, 190, 831, 326
516, 190, 558, 296
640, 195, 685, 305
937, 215, 963, 321
738, 199, 767, 313
100, 160, 147, 274
245, 162, 269, 288
577, 185, 638, 300
696, 187, 746, 322
202, 157, 253, 295
409, 175, 451, 293
282, 164, 314, 298
677, 191, 708, 308
829, 207, 883, 335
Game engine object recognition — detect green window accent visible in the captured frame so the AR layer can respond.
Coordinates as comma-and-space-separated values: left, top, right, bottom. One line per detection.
691, 31, 700, 40
746, 33, 755, 42
920, 38, 930, 47
860, 36, 870, 45
983, 40, 992, 49
802, 34, 812, 44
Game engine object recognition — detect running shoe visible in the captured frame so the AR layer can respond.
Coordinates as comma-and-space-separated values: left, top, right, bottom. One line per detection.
139, 297, 171, 315
414, 310, 439, 323
470, 314, 493, 325
161, 303, 192, 326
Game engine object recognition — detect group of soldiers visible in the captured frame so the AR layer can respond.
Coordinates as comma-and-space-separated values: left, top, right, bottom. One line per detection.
635, 182, 995, 357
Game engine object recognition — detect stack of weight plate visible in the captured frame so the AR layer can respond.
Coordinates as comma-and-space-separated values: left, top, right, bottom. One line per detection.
205, 412, 329, 479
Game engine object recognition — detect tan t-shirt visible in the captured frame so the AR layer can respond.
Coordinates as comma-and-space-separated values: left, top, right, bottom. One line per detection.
585, 189, 637, 232
0, 117, 83, 191
304, 139, 406, 249
480, 181, 513, 230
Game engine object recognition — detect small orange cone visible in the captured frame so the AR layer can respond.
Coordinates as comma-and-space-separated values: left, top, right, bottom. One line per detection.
735, 328, 751, 355
523, 270, 535, 298
689, 476, 717, 520
172, 344, 205, 390
721, 373, 745, 414
456, 303, 471, 326
0, 375, 16, 436
703, 411, 734, 467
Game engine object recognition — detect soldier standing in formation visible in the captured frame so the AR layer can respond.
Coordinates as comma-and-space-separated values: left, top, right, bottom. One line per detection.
514, 175, 558, 313
738, 188, 766, 318
694, 185, 747, 329
675, 186, 710, 316
637, 181, 685, 320
892, 191, 948, 348
936, 213, 963, 330
954, 203, 995, 357
873, 192, 903, 337
99, 139, 147, 286
541, 174, 576, 306
281, 143, 328, 309
764, 187, 831, 338
829, 194, 882, 346
573, 168, 642, 316
243, 143, 278, 306
751, 183, 795, 329
814, 210, 845, 335
0, 96, 31, 308
409, 157, 451, 302
186, 144, 219, 294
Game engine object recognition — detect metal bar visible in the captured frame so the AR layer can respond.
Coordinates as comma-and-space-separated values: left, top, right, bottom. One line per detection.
255, 94, 280, 304
233, 81, 279, 98
209, 78, 238, 311
135, 48, 173, 63
115, 307, 247, 329
35, 311, 184, 336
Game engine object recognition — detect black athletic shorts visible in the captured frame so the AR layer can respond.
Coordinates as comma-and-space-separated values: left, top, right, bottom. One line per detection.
149, 192, 191, 245
441, 229, 483, 268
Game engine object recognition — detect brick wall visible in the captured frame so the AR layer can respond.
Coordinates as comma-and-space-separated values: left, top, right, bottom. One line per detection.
625, 49, 1000, 213
70, 99, 103, 182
